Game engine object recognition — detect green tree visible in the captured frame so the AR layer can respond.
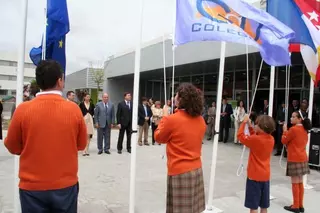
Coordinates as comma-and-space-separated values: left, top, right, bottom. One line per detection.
91, 68, 105, 94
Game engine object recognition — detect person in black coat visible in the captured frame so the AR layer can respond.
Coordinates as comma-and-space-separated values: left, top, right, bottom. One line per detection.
219, 97, 233, 143
137, 97, 153, 146
116, 92, 133, 154
275, 102, 286, 156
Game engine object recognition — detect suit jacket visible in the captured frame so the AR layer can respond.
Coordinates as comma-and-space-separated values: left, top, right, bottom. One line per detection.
94, 101, 115, 128
138, 104, 153, 126
79, 102, 95, 117
276, 107, 285, 124
117, 100, 132, 127
261, 105, 269, 115
221, 103, 233, 123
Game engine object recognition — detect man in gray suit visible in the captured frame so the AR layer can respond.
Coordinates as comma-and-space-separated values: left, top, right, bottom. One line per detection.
94, 93, 115, 155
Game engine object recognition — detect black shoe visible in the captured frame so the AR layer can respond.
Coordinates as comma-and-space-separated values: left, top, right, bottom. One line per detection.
207, 138, 211, 140
105, 150, 111, 154
300, 207, 305, 213
117, 150, 122, 154
223, 141, 227, 143
284, 206, 300, 213
127, 149, 131, 153
274, 152, 281, 156
152, 142, 155, 145
98, 151, 103, 155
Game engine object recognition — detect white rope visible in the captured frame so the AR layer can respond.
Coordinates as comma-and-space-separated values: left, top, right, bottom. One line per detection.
279, 62, 291, 169
236, 59, 264, 177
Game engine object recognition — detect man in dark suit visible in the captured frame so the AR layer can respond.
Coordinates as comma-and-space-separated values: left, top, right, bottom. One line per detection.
138, 97, 153, 146
275, 102, 286, 156
260, 99, 269, 115
219, 97, 233, 143
116, 92, 133, 154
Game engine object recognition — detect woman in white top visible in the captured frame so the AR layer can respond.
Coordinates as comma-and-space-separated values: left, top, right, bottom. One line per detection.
151, 101, 163, 145
234, 100, 246, 144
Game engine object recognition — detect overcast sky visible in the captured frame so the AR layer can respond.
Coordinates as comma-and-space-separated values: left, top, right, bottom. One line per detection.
0, 0, 258, 74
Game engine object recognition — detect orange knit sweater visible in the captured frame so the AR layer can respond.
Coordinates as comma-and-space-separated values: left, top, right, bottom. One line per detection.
4, 94, 87, 191
154, 110, 206, 176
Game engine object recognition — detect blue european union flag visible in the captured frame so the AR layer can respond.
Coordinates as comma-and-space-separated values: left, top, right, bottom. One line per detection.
29, 0, 70, 74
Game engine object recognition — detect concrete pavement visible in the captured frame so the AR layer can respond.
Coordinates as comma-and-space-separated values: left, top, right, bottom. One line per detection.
1, 129, 320, 213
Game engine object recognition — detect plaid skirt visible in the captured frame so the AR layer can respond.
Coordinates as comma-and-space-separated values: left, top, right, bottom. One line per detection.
286, 161, 310, 177
166, 168, 205, 213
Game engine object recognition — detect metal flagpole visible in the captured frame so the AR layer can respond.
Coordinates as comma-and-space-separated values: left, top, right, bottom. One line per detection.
268, 65, 276, 200
163, 34, 167, 103
42, 8, 47, 60
303, 77, 314, 189
204, 42, 226, 213
129, 0, 144, 212
14, 0, 29, 212
268, 66, 275, 117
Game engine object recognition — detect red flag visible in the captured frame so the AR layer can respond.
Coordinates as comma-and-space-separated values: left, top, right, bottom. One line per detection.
305, 0, 320, 13
289, 44, 301, 52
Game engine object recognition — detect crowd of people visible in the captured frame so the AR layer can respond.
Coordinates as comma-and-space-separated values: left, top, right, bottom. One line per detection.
2, 60, 315, 213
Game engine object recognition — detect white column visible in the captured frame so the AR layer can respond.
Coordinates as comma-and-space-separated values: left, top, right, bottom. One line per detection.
129, 0, 144, 212
14, 0, 29, 213
303, 78, 314, 189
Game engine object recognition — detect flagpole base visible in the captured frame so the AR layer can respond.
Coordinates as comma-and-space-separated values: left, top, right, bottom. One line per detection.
203, 205, 223, 213
304, 184, 314, 190
270, 195, 276, 200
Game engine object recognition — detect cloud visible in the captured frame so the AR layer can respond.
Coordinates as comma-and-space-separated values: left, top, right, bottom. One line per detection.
0, 0, 258, 74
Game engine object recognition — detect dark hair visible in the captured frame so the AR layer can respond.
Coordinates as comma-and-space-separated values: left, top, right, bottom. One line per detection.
249, 111, 258, 123
124, 92, 131, 97
294, 110, 312, 131
256, 115, 276, 134
176, 83, 204, 117
36, 60, 63, 90
222, 96, 228, 101
237, 100, 245, 108
67, 91, 74, 97
141, 97, 148, 102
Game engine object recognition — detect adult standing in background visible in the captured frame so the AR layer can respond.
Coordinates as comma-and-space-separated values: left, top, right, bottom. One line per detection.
79, 93, 95, 156
94, 93, 115, 155
207, 101, 216, 140
233, 100, 246, 144
155, 83, 206, 213
163, 99, 172, 115
138, 97, 153, 146
4, 60, 87, 212
219, 97, 233, 143
0, 99, 2, 141
116, 92, 133, 154
151, 101, 163, 145
66, 91, 76, 102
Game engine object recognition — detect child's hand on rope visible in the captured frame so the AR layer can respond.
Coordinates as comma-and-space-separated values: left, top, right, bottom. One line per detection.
243, 114, 250, 123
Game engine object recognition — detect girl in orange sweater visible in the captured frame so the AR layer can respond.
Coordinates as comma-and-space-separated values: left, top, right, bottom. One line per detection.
282, 110, 311, 213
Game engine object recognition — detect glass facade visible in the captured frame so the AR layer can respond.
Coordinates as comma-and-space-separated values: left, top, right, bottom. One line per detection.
140, 53, 320, 114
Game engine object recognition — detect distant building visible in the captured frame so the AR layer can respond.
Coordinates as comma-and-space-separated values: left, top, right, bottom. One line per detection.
64, 67, 102, 104
0, 56, 36, 98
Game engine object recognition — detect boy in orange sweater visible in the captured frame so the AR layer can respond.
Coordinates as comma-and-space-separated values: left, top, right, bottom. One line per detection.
282, 110, 311, 213
237, 115, 276, 213
5, 60, 87, 213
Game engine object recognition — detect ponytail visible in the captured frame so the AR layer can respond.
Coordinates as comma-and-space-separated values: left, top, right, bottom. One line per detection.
302, 118, 312, 131
296, 110, 312, 131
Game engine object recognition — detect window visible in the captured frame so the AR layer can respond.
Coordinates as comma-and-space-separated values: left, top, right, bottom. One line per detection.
191, 75, 203, 91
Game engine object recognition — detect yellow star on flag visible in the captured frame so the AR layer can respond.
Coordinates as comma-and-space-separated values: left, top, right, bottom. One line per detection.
59, 40, 63, 48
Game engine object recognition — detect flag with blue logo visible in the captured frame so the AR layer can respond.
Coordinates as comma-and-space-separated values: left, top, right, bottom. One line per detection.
174, 0, 295, 66
29, 0, 70, 74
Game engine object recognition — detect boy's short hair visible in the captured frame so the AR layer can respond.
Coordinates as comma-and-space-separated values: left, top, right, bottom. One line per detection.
256, 115, 276, 134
